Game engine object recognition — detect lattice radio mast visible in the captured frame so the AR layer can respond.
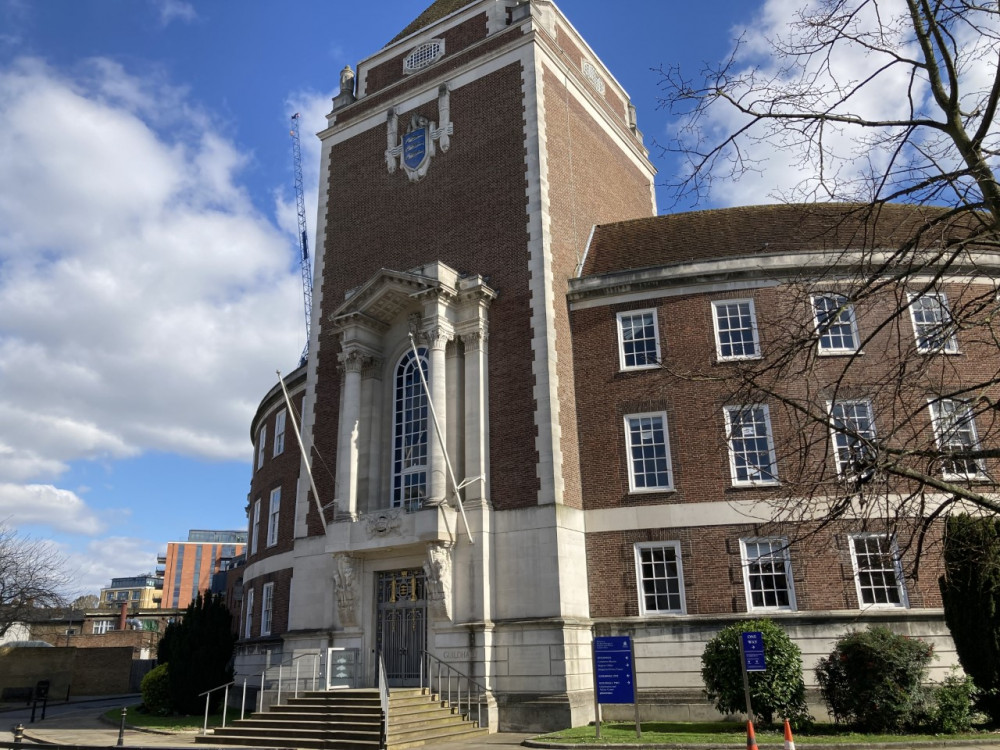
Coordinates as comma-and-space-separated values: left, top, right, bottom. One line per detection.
290, 113, 313, 366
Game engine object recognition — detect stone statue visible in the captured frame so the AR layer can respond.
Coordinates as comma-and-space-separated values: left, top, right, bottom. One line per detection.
423, 542, 453, 620
332, 553, 359, 628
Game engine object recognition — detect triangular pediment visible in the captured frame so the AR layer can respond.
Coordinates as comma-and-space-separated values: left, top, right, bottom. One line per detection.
331, 264, 458, 330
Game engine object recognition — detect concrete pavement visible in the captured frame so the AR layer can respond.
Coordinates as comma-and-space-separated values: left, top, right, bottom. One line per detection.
2, 701, 535, 750
8, 701, 1000, 750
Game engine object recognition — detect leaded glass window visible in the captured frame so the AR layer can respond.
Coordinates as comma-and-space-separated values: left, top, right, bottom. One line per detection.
392, 348, 429, 509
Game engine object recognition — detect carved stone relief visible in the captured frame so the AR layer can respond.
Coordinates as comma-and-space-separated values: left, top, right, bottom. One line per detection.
423, 542, 453, 621
332, 553, 360, 628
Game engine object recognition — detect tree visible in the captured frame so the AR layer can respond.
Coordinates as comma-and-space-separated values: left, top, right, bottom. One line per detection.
939, 514, 1000, 721
0, 523, 69, 638
657, 0, 1000, 569
157, 591, 235, 715
71, 594, 100, 610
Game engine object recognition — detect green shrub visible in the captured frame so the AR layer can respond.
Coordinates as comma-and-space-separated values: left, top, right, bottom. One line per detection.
940, 514, 1000, 723
140, 664, 171, 716
815, 626, 933, 732
701, 619, 810, 726
931, 670, 978, 733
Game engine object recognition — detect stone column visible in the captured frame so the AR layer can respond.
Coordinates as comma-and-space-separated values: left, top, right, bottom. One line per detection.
426, 328, 450, 506
462, 328, 489, 506
335, 348, 364, 519
446, 340, 463, 503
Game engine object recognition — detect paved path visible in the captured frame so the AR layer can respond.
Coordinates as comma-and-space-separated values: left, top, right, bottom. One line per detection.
2, 701, 535, 750
8, 700, 1000, 750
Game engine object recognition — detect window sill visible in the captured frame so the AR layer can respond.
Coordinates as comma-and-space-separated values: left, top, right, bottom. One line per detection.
729, 481, 780, 490
817, 349, 862, 357
619, 364, 661, 373
628, 487, 676, 496
638, 610, 687, 617
915, 348, 961, 355
715, 355, 762, 364
942, 472, 990, 483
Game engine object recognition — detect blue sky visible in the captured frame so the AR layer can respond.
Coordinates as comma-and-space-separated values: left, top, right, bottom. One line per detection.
0, 0, 766, 596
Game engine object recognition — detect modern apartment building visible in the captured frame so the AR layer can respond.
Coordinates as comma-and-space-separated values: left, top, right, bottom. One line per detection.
158, 530, 247, 609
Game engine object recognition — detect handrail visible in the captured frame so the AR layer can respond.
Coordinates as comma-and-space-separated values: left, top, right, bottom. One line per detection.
198, 651, 324, 731
377, 651, 390, 750
197, 681, 234, 735
419, 651, 487, 729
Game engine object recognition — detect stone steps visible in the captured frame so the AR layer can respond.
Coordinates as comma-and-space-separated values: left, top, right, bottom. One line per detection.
196, 687, 487, 750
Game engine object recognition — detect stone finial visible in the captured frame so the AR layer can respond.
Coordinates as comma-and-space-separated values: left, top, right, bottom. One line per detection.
340, 65, 355, 96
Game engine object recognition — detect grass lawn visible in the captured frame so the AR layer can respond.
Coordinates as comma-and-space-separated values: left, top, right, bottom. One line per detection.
103, 704, 231, 732
536, 721, 1000, 745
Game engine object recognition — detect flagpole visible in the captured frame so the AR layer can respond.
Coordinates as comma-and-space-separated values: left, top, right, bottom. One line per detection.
276, 369, 329, 537
409, 334, 474, 544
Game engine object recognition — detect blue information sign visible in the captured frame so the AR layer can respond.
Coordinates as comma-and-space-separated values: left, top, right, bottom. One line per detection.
741, 631, 766, 672
594, 636, 635, 704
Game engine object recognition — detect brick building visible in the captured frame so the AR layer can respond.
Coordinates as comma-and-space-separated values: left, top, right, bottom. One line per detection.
158, 530, 246, 609
234, 0, 979, 731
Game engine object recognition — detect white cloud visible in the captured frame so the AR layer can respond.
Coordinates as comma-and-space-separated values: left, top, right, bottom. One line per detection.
675, 0, 996, 209
65, 536, 161, 596
0, 483, 104, 534
0, 57, 303, 537
154, 0, 197, 26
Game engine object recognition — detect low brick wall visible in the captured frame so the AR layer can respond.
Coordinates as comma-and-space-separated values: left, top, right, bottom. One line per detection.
0, 645, 136, 697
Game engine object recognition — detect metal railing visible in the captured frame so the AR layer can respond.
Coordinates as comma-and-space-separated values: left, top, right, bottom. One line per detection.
419, 651, 487, 728
376, 651, 390, 750
200, 651, 324, 732
197, 681, 233, 735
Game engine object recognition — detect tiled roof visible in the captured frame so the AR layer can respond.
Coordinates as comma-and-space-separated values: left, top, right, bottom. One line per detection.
389, 0, 475, 45
582, 203, 971, 276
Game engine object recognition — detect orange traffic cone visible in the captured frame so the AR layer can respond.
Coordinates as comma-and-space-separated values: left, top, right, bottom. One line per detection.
746, 720, 759, 750
783, 718, 796, 750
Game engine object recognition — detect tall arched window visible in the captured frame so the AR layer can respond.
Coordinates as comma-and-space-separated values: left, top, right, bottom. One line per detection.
392, 348, 429, 508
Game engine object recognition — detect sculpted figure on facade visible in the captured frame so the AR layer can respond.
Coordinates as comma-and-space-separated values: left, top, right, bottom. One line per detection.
423, 542, 453, 620
332, 553, 360, 628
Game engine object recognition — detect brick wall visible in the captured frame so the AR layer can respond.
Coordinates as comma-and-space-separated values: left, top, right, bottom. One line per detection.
363, 13, 489, 96
540, 65, 655, 508
586, 520, 944, 619
315, 64, 537, 515
242, 568, 293, 641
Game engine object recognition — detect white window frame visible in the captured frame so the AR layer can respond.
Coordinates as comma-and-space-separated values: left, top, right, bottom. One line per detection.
848, 533, 908, 608
724, 405, 779, 486
244, 587, 254, 638
712, 299, 761, 361
616, 309, 661, 371
829, 399, 876, 477
273, 410, 286, 456
908, 292, 959, 353
256, 425, 266, 470
93, 620, 114, 634
624, 412, 674, 492
260, 582, 274, 637
929, 399, 985, 480
812, 294, 860, 354
392, 348, 429, 509
250, 499, 261, 555
740, 538, 796, 611
266, 487, 281, 547
634, 541, 686, 615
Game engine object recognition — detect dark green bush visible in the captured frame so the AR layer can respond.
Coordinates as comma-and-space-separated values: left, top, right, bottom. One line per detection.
931, 670, 978, 733
701, 619, 810, 725
140, 663, 171, 716
159, 591, 236, 715
815, 626, 933, 732
940, 514, 1000, 723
